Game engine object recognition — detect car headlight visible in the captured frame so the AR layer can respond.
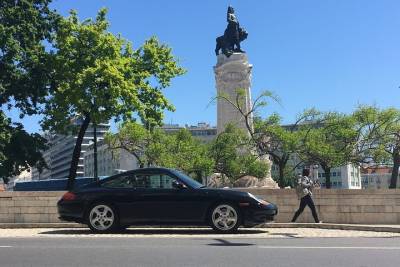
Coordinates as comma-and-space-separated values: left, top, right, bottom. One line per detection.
248, 193, 270, 206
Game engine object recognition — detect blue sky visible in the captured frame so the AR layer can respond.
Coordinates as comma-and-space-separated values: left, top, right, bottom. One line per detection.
5, 0, 400, 132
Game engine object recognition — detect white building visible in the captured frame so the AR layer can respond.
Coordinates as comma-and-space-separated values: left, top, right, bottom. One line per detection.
84, 140, 139, 177
161, 122, 217, 143
361, 166, 400, 189
31, 120, 110, 180
317, 164, 362, 189
271, 156, 362, 189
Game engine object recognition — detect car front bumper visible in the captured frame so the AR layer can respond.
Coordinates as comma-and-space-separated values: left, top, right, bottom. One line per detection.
242, 203, 278, 227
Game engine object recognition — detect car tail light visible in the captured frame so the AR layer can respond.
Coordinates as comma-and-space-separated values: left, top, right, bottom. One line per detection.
62, 192, 76, 201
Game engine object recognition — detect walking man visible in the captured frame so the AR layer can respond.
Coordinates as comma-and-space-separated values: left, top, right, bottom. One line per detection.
291, 168, 321, 223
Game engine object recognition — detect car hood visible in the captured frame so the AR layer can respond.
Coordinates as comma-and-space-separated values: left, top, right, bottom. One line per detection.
200, 187, 250, 198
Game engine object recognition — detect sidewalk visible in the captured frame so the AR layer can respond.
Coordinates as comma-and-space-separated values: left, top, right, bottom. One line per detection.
263, 223, 400, 233
1, 222, 400, 233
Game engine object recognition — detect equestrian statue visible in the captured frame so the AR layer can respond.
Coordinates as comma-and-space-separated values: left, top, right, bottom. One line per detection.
215, 6, 248, 57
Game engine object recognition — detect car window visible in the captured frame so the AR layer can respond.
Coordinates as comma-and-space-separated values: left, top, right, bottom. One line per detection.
133, 174, 148, 189
160, 174, 176, 189
132, 173, 178, 189
101, 174, 134, 188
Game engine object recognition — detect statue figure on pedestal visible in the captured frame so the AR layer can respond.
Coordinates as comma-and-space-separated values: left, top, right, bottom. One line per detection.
215, 6, 248, 57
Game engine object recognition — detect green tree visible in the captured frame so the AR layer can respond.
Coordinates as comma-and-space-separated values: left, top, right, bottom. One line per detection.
106, 122, 214, 182
155, 129, 214, 182
215, 89, 278, 157
0, 0, 59, 182
209, 124, 269, 184
353, 106, 400, 188
0, 113, 47, 183
105, 122, 150, 168
41, 9, 185, 190
0, 0, 59, 113
255, 110, 319, 187
298, 111, 358, 188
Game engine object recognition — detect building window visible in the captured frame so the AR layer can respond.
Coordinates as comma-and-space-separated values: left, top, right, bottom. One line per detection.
332, 172, 336, 177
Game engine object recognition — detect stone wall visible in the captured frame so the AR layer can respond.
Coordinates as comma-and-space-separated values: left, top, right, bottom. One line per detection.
0, 189, 399, 224
243, 188, 400, 224
0, 191, 62, 223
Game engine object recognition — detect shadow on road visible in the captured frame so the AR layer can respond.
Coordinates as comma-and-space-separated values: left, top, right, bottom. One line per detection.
38, 228, 268, 236
268, 232, 301, 238
207, 238, 255, 246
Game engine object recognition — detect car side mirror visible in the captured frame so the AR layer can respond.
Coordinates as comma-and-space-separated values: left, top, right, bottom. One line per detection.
172, 180, 186, 190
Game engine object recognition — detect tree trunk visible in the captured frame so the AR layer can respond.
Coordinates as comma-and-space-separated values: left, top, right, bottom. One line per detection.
278, 163, 285, 187
389, 148, 400, 189
66, 114, 91, 191
322, 166, 331, 189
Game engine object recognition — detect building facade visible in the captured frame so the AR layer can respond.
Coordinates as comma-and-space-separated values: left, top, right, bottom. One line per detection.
316, 164, 362, 189
31, 120, 110, 180
361, 166, 400, 189
84, 140, 139, 177
161, 122, 217, 143
271, 156, 362, 189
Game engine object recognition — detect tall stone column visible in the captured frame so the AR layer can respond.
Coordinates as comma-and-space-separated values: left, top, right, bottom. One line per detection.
214, 53, 278, 188
214, 53, 253, 135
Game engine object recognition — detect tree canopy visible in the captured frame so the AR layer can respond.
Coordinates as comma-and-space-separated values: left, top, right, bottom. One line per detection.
105, 122, 214, 182
40, 9, 185, 189
298, 111, 358, 188
353, 106, 400, 188
209, 124, 269, 184
0, 0, 58, 113
0, 0, 58, 183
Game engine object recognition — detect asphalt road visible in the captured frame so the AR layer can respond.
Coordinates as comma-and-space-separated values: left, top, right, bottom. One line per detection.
1, 235, 400, 267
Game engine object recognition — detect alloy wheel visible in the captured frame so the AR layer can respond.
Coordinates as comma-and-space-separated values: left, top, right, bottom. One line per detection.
211, 204, 238, 231
89, 204, 115, 231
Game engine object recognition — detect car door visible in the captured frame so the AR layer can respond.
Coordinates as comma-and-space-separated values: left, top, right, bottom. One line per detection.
99, 172, 141, 224
129, 171, 208, 223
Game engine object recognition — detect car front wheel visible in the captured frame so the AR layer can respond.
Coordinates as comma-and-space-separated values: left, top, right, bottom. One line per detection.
210, 203, 241, 233
87, 203, 118, 233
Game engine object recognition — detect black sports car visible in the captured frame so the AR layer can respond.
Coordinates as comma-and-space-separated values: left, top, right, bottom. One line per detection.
58, 167, 278, 233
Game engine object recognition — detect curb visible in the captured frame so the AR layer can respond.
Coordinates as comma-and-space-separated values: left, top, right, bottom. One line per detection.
0, 223, 85, 229
1, 223, 400, 233
262, 223, 400, 233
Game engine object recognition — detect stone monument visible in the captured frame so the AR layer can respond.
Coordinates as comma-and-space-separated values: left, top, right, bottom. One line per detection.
213, 6, 279, 189
214, 53, 253, 135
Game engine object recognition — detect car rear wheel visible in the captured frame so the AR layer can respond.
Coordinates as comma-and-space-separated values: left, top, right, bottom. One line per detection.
87, 203, 118, 233
210, 203, 241, 233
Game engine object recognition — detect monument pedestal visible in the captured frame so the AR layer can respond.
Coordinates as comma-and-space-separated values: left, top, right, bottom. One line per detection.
214, 53, 279, 189
214, 53, 253, 135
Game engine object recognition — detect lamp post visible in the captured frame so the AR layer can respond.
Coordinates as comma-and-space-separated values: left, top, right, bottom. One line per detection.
93, 121, 98, 182
92, 97, 98, 182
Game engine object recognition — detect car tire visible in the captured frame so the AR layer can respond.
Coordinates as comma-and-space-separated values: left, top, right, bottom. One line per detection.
86, 202, 119, 233
209, 203, 241, 233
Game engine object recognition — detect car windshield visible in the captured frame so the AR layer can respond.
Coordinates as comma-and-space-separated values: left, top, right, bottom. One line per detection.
170, 170, 204, 189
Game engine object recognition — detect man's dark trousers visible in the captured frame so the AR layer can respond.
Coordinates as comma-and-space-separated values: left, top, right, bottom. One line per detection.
291, 194, 319, 223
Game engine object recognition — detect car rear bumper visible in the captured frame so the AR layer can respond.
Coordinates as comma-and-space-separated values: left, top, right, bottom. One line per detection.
243, 203, 278, 227
57, 199, 85, 223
